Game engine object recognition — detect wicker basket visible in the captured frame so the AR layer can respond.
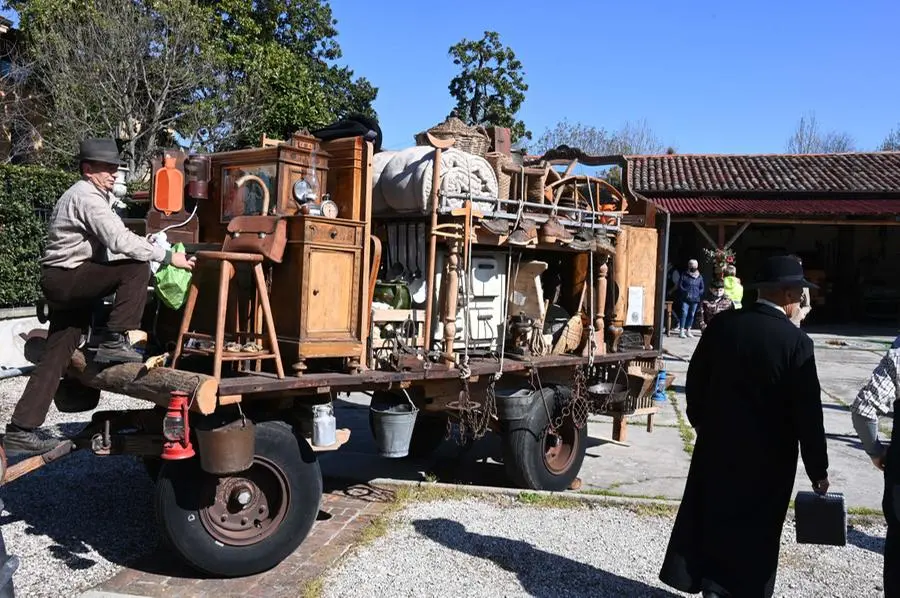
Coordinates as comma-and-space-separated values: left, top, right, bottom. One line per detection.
486, 152, 512, 199
415, 116, 490, 157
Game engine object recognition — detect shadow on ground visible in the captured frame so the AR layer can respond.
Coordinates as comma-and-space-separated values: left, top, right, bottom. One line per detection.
847, 526, 885, 556
412, 518, 681, 597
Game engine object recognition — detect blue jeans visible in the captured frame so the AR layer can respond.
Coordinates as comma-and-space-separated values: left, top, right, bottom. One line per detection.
679, 301, 698, 331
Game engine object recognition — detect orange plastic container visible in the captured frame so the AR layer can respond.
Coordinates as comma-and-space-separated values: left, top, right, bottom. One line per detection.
153, 155, 184, 215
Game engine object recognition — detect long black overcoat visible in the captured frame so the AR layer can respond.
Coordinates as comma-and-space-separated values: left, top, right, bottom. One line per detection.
659, 302, 828, 598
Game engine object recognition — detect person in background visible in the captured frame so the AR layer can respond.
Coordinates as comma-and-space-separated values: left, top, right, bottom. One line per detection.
850, 345, 900, 596
789, 254, 811, 326
667, 261, 684, 335
659, 255, 829, 598
699, 280, 734, 332
722, 264, 743, 309
677, 259, 705, 338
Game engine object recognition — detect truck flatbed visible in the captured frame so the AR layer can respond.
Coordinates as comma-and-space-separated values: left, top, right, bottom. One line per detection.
216, 350, 660, 397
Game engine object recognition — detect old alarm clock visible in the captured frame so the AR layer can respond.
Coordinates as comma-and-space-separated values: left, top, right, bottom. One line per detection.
319, 198, 339, 218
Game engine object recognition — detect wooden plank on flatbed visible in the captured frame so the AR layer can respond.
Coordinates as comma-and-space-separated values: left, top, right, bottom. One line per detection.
216, 350, 660, 397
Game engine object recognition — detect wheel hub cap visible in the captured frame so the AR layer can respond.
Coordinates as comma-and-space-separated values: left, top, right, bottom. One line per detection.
198, 456, 289, 546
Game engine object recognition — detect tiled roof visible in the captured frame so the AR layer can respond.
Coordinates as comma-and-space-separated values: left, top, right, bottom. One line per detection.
627, 153, 900, 194
650, 197, 900, 216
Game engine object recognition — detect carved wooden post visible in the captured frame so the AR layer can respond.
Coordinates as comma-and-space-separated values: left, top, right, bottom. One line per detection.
441, 237, 461, 366
595, 258, 608, 355
608, 227, 628, 352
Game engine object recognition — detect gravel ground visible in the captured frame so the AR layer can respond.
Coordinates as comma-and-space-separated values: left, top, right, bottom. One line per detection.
0, 376, 158, 598
321, 497, 887, 598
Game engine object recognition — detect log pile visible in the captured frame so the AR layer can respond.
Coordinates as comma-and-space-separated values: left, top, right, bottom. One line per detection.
24, 338, 219, 414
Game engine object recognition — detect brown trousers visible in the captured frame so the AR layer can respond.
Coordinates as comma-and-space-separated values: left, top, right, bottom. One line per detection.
12, 260, 150, 429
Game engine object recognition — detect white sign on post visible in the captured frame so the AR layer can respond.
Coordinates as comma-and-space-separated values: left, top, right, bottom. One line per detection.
626, 286, 644, 326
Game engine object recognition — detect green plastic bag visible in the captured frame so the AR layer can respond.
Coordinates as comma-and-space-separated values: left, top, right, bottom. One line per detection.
155, 243, 193, 310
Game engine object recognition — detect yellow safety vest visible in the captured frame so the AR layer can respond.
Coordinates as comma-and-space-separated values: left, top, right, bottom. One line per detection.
723, 275, 743, 308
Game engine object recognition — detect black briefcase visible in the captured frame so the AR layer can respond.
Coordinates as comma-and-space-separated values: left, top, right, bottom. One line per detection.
794, 491, 847, 546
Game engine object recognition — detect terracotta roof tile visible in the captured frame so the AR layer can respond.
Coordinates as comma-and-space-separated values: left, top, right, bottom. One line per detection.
627, 153, 900, 194
650, 197, 900, 216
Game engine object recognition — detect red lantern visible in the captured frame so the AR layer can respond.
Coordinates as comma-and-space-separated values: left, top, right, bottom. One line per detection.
161, 391, 195, 460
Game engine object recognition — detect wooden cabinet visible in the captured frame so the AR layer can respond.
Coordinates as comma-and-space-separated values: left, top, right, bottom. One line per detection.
271, 216, 366, 374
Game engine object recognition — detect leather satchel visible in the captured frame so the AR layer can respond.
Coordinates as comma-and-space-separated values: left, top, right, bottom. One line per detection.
794, 491, 847, 546
223, 174, 287, 263
225, 215, 287, 263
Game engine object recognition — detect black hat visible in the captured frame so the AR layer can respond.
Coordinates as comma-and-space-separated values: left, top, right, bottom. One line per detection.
746, 255, 818, 290
77, 138, 123, 166
711, 279, 724, 289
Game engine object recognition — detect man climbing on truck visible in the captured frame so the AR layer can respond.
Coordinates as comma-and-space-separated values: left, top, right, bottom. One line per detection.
2, 138, 195, 457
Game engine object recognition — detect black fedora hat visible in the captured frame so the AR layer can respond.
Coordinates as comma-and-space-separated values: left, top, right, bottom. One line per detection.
77, 137, 124, 166
746, 255, 818, 290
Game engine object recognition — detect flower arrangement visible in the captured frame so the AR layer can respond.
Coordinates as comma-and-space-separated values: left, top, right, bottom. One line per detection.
702, 247, 736, 281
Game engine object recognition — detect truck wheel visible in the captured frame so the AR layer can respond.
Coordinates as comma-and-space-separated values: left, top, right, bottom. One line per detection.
502, 386, 587, 491
143, 457, 162, 480
368, 391, 447, 459
154, 420, 323, 577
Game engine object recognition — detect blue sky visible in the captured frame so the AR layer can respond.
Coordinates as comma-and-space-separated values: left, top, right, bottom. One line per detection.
328, 0, 899, 153
4, 1, 897, 155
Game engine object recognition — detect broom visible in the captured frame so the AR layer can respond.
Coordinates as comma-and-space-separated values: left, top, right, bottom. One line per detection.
552, 283, 586, 355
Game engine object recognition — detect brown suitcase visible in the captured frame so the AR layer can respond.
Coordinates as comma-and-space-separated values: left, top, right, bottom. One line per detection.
223, 174, 287, 263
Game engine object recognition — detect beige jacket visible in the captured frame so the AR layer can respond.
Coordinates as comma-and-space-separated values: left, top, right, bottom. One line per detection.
40, 180, 170, 269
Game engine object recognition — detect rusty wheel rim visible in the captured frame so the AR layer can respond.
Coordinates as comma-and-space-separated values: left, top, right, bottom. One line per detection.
543, 417, 577, 475
198, 456, 289, 546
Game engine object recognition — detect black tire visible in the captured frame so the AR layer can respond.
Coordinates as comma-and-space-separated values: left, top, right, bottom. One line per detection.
142, 457, 162, 480
368, 390, 447, 459
154, 420, 323, 577
502, 386, 588, 491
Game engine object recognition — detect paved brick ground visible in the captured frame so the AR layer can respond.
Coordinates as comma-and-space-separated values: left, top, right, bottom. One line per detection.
92, 481, 395, 598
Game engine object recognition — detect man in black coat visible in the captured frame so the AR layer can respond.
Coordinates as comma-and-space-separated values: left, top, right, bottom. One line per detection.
659, 255, 830, 598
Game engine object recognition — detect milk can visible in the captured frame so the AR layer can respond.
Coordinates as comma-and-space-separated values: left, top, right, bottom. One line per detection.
312, 403, 337, 447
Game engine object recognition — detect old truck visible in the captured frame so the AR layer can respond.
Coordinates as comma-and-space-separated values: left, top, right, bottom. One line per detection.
6, 123, 669, 577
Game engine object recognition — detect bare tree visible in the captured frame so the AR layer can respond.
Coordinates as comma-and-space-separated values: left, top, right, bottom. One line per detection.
0, 29, 42, 164
786, 113, 855, 154
535, 118, 671, 156
534, 118, 674, 190
606, 119, 670, 155
880, 125, 900, 151
15, 0, 221, 179
535, 119, 612, 155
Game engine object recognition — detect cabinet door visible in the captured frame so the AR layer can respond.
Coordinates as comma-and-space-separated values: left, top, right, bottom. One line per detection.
302, 245, 360, 339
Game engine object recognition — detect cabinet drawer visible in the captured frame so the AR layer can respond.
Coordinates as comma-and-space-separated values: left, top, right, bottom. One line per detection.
301, 219, 359, 246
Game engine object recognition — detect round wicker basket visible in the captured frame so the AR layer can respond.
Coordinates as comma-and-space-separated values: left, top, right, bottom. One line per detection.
415, 116, 490, 157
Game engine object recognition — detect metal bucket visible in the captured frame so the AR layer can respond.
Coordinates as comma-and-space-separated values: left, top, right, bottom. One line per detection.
587, 381, 629, 405
196, 417, 256, 475
370, 390, 419, 458
494, 387, 536, 421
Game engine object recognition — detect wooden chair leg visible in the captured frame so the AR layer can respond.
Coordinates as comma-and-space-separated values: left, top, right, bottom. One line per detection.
212, 260, 233, 380
232, 276, 243, 373
253, 263, 284, 378
612, 415, 628, 442
253, 284, 263, 373
171, 280, 200, 369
